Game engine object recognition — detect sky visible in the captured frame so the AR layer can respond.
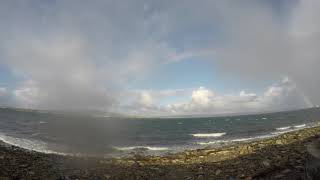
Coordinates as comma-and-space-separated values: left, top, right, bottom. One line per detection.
0, 0, 319, 116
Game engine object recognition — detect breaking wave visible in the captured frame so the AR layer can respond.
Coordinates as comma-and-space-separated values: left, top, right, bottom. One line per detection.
276, 126, 291, 131
191, 132, 226, 138
274, 124, 307, 134
294, 124, 306, 128
114, 146, 169, 151
197, 134, 274, 145
0, 133, 66, 155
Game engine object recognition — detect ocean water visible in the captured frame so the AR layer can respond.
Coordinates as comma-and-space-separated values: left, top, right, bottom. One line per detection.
0, 107, 320, 157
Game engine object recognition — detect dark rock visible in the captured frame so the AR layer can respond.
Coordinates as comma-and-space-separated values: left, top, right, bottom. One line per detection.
197, 174, 204, 180
281, 169, 291, 174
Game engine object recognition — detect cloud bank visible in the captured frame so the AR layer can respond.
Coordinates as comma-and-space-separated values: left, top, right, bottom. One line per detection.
118, 78, 311, 116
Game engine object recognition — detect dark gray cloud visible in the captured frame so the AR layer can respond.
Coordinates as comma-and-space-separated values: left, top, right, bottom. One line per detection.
0, 0, 173, 110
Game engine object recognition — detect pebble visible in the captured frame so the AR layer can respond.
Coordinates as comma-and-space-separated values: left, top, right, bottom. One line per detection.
281, 169, 291, 174
274, 174, 285, 179
215, 169, 222, 175
197, 174, 205, 180
104, 174, 111, 179
262, 160, 271, 167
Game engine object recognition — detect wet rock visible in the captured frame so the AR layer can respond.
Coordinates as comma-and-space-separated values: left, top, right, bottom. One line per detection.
294, 165, 304, 170
59, 175, 71, 180
104, 174, 111, 179
276, 140, 283, 145
215, 169, 222, 175
262, 160, 271, 167
274, 174, 285, 179
197, 174, 205, 180
238, 174, 245, 178
281, 169, 291, 174
19, 164, 28, 168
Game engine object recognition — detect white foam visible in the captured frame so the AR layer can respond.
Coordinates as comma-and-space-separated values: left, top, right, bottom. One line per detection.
276, 126, 291, 131
294, 124, 306, 128
271, 130, 294, 135
0, 133, 66, 155
197, 140, 226, 145
114, 146, 169, 151
197, 134, 274, 145
191, 132, 226, 138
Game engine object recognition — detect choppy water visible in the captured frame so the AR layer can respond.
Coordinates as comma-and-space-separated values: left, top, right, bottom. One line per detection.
0, 107, 319, 157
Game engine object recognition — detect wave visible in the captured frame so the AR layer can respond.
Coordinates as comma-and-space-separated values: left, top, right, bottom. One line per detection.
271, 130, 294, 135
114, 146, 169, 151
0, 133, 66, 155
191, 132, 226, 138
294, 124, 306, 128
197, 140, 226, 145
273, 123, 311, 135
275, 123, 308, 132
197, 134, 274, 145
276, 126, 291, 131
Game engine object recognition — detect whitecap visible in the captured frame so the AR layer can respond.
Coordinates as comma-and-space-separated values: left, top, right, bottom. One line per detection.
197, 140, 226, 145
294, 124, 306, 128
271, 130, 294, 135
114, 146, 169, 151
191, 132, 226, 138
276, 126, 291, 131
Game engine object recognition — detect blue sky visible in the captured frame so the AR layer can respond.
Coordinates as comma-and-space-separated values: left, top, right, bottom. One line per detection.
0, 0, 319, 115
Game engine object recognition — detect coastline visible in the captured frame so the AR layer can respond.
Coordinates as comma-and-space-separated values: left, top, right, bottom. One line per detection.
1, 125, 320, 179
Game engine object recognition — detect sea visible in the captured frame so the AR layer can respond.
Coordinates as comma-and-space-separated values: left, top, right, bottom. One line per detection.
0, 107, 320, 157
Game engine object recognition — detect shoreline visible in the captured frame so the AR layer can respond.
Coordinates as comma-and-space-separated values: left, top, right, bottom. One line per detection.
1, 125, 320, 179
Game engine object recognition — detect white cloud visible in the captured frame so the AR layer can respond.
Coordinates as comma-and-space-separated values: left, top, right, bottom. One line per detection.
191, 87, 214, 106
139, 91, 154, 107
119, 78, 310, 116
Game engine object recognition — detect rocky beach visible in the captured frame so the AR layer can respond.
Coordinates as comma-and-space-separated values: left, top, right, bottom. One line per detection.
0, 125, 320, 179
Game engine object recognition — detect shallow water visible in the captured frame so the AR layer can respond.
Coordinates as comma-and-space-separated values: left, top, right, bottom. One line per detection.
0, 107, 319, 156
